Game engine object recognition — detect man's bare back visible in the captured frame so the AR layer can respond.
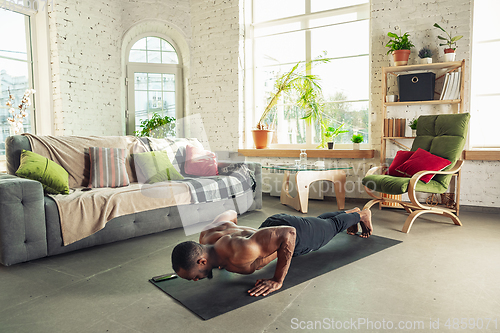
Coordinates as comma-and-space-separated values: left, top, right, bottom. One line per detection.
173, 208, 373, 297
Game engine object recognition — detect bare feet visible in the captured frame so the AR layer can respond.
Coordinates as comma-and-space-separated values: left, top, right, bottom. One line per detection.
345, 207, 360, 236
358, 209, 373, 238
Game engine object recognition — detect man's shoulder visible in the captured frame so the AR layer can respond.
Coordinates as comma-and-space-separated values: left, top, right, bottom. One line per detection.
201, 221, 236, 233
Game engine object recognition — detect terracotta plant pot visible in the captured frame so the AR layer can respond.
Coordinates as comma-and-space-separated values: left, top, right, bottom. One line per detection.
252, 129, 273, 149
392, 49, 411, 66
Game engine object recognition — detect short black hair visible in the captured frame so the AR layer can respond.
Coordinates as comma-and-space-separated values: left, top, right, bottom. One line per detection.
171, 241, 204, 272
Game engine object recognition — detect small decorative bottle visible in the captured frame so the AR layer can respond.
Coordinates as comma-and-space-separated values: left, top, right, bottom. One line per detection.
299, 149, 307, 169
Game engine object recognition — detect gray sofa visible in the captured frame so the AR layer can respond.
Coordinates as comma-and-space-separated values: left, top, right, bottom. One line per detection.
0, 135, 262, 266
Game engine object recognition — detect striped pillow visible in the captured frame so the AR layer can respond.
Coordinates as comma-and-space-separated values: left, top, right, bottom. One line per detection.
89, 147, 130, 188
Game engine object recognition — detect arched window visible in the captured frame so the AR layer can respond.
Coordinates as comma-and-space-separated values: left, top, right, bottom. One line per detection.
126, 36, 183, 136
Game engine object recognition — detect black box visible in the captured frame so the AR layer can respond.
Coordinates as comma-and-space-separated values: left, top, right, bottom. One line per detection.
397, 72, 436, 102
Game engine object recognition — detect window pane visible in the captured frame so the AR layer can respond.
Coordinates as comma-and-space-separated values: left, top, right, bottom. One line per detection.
253, 0, 304, 23
131, 38, 146, 50
149, 91, 162, 111
148, 73, 161, 90
161, 51, 178, 64
313, 56, 369, 101
134, 72, 147, 90
0, 8, 28, 61
311, 0, 368, 12
470, 95, 500, 147
0, 9, 32, 156
163, 92, 175, 117
254, 31, 305, 67
322, 101, 369, 144
311, 20, 369, 58
147, 51, 161, 64
129, 50, 146, 63
472, 0, 500, 42
146, 37, 161, 51
134, 90, 147, 112
276, 105, 307, 144
471, 41, 500, 96
129, 37, 179, 64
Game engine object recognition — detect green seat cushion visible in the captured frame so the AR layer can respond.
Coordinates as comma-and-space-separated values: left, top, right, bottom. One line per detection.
133, 150, 184, 183
15, 150, 70, 195
362, 174, 447, 195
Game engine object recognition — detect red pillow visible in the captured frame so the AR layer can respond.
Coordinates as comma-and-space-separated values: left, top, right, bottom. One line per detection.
395, 148, 451, 183
184, 144, 219, 176
387, 150, 415, 176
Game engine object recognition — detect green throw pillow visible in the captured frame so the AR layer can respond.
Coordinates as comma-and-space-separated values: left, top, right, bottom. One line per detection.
133, 150, 184, 183
15, 150, 70, 195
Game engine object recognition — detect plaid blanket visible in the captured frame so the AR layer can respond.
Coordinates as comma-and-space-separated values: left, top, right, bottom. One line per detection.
175, 163, 256, 204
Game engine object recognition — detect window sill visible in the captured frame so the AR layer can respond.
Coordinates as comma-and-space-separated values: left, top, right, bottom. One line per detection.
464, 150, 500, 161
238, 148, 375, 159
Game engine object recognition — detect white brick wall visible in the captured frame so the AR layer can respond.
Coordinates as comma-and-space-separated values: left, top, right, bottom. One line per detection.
48, 0, 122, 135
189, 0, 241, 152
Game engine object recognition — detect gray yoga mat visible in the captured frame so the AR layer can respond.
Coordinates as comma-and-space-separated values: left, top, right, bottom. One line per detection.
150, 232, 401, 320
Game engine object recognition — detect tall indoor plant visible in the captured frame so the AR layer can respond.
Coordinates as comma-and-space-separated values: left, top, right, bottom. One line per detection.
135, 113, 176, 138
385, 30, 415, 66
433, 23, 463, 62
253, 58, 330, 149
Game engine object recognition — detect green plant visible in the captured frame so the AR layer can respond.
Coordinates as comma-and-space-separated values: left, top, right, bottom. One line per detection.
385, 30, 415, 55
256, 57, 330, 131
321, 123, 348, 148
351, 133, 364, 143
135, 113, 176, 138
433, 23, 463, 50
409, 118, 418, 130
418, 47, 433, 58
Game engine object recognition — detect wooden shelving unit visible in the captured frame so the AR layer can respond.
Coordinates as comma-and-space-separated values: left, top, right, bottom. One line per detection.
380, 60, 466, 211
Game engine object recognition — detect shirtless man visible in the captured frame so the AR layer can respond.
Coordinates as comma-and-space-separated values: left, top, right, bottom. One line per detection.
171, 208, 372, 297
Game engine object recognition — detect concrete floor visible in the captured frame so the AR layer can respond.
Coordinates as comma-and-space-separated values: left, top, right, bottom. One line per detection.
1, 194, 499, 333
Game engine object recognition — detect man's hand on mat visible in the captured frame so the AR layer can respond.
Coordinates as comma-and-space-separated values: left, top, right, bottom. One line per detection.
248, 279, 282, 297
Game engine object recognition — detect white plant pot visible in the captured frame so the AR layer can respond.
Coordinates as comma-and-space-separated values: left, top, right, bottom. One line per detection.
412, 129, 417, 137
444, 52, 456, 62
419, 57, 432, 64
352, 143, 360, 150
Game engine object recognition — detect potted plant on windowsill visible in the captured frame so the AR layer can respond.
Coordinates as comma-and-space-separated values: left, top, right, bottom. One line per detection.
418, 47, 433, 64
253, 57, 330, 149
433, 23, 463, 62
351, 133, 364, 150
323, 123, 348, 149
385, 30, 415, 66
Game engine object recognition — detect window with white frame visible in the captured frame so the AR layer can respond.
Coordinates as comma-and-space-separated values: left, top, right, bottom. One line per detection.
126, 36, 183, 136
249, 0, 370, 147
470, 0, 500, 148
0, 7, 35, 156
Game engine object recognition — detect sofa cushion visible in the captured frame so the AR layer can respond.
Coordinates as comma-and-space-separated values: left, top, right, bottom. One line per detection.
133, 150, 184, 183
15, 150, 69, 194
89, 147, 130, 188
362, 174, 448, 195
387, 150, 414, 177
395, 148, 451, 183
147, 137, 205, 173
184, 144, 218, 176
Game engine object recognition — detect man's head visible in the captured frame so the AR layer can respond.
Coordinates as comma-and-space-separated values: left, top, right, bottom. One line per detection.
171, 241, 214, 281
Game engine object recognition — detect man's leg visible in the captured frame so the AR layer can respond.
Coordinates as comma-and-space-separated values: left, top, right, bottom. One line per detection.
317, 208, 372, 239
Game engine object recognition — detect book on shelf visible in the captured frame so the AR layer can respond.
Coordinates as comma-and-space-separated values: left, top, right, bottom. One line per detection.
384, 118, 407, 137
440, 71, 461, 100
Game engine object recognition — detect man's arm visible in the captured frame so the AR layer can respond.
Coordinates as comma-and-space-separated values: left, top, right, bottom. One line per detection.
245, 227, 296, 297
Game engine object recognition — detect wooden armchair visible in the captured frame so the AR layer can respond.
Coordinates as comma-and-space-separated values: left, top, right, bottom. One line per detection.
362, 113, 470, 233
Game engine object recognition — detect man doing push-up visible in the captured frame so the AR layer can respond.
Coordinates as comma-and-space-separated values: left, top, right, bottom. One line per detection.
171, 208, 372, 297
